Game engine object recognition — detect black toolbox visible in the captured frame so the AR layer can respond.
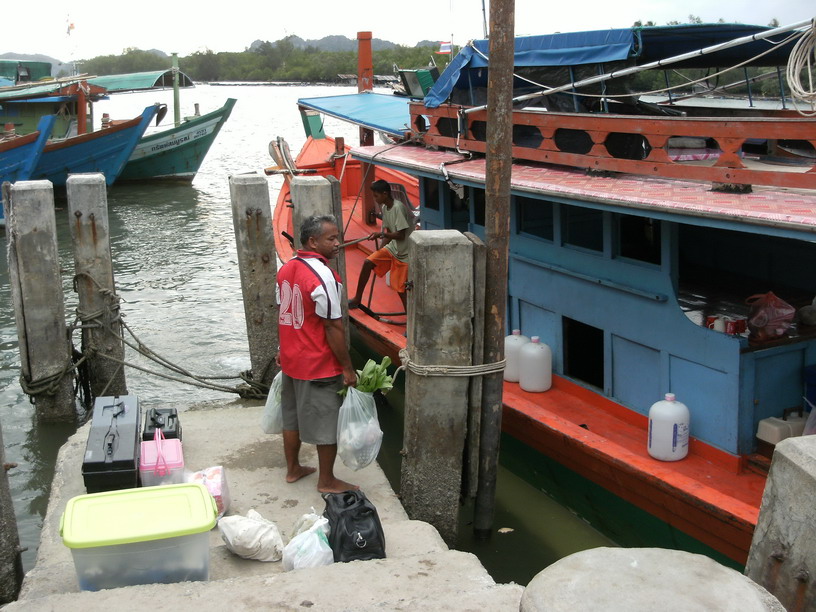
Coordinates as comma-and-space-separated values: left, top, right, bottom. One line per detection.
142, 407, 182, 441
81, 395, 141, 493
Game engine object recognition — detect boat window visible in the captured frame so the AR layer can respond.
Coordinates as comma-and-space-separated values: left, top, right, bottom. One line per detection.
470, 121, 487, 143
472, 188, 485, 226
422, 178, 440, 211
563, 317, 604, 390
553, 128, 593, 155
517, 196, 554, 241
617, 215, 661, 265
562, 204, 603, 252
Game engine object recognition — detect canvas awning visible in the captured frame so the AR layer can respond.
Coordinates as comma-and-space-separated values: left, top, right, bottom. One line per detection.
297, 92, 412, 137
87, 70, 194, 93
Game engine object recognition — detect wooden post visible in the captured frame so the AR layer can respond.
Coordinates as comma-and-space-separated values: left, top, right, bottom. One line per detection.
474, 0, 515, 538
401, 230, 473, 544
4, 181, 75, 420
357, 31, 377, 226
291, 176, 350, 342
464, 232, 487, 498
229, 175, 278, 389
66, 174, 127, 398
0, 421, 23, 604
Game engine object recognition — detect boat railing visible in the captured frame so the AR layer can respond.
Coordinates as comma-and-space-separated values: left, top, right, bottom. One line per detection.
409, 102, 816, 191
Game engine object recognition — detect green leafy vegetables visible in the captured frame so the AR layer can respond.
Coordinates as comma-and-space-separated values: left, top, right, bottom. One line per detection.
339, 356, 394, 396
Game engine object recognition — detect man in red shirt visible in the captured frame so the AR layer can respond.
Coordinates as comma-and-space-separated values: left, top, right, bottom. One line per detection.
276, 215, 358, 493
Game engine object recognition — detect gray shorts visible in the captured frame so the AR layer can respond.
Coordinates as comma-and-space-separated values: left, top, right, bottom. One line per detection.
280, 373, 344, 445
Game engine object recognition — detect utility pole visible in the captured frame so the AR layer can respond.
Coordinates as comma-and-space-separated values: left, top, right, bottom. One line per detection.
474, 0, 515, 539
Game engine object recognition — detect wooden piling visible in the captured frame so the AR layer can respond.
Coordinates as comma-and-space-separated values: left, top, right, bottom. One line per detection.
474, 0, 515, 538
0, 421, 23, 604
229, 175, 278, 389
66, 174, 127, 399
401, 230, 473, 545
5, 181, 75, 420
464, 232, 486, 498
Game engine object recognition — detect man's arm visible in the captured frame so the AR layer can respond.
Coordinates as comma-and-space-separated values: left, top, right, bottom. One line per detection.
323, 317, 357, 386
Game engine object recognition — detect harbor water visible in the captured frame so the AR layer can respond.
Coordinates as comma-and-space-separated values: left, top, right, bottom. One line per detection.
0, 83, 613, 584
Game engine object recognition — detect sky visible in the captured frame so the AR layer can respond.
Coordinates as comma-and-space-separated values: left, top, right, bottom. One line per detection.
4, 0, 813, 62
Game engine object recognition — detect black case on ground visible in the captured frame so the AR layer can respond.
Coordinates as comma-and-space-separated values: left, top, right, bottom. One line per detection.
322, 489, 386, 562
142, 407, 182, 441
81, 395, 141, 493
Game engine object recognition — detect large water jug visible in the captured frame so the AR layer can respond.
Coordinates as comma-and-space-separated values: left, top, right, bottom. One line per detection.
519, 336, 552, 392
648, 393, 690, 461
504, 329, 530, 382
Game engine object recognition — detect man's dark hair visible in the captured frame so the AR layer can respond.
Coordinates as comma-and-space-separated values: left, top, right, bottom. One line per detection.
370, 179, 391, 194
300, 214, 338, 247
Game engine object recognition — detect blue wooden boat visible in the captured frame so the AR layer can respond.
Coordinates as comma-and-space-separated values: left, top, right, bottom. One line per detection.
32, 105, 158, 187
0, 114, 56, 227
277, 21, 816, 568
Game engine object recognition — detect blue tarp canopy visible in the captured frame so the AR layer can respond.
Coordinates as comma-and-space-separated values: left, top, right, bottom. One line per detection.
298, 92, 411, 137
424, 23, 796, 107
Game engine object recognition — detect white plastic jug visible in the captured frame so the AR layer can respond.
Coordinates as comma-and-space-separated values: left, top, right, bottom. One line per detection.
519, 336, 552, 392
648, 393, 690, 461
504, 329, 530, 382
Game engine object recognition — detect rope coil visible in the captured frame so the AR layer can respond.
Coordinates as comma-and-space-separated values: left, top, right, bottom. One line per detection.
397, 348, 505, 378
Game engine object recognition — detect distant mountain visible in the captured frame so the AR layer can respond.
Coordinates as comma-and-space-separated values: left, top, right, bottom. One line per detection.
249, 35, 437, 53
0, 52, 74, 76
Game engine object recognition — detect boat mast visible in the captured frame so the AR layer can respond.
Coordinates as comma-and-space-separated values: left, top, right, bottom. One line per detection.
172, 53, 181, 128
464, 17, 814, 115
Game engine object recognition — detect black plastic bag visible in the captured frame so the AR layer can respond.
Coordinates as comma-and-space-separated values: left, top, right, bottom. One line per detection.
322, 490, 386, 562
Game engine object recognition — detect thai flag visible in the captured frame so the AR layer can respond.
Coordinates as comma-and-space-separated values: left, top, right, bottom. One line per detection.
436, 41, 452, 55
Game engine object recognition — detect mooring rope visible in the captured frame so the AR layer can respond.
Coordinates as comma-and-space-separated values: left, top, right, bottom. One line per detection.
395, 347, 505, 379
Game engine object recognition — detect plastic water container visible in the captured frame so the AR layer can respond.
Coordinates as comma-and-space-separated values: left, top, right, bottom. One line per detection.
519, 336, 553, 392
504, 329, 530, 382
648, 393, 690, 461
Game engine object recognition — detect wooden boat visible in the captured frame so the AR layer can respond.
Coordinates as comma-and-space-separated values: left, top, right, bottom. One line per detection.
117, 97, 236, 182
273, 22, 816, 567
0, 114, 56, 227
32, 105, 159, 187
88, 70, 236, 182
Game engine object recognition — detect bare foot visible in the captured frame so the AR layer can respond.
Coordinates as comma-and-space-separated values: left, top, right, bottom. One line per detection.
286, 465, 316, 483
317, 477, 360, 493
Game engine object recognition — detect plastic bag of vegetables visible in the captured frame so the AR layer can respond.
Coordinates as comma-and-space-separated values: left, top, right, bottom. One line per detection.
336, 357, 392, 470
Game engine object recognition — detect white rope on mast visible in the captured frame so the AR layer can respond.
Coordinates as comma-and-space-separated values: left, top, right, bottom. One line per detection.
785, 18, 816, 116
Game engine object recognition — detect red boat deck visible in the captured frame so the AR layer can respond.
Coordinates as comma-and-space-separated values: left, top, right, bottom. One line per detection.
273, 136, 767, 566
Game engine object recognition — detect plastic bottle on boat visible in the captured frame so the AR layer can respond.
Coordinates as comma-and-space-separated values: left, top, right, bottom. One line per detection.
648, 393, 690, 461
504, 329, 530, 382
519, 336, 552, 392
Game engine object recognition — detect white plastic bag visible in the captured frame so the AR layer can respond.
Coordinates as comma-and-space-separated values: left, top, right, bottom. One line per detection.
261, 371, 283, 434
187, 465, 231, 518
337, 386, 383, 471
282, 517, 334, 571
291, 507, 329, 538
218, 509, 284, 562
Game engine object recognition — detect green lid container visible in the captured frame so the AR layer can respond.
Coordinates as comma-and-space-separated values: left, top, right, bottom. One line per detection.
61, 483, 217, 549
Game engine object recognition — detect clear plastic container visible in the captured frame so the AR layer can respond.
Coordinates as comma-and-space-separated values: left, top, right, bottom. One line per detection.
140, 437, 185, 487
648, 393, 690, 461
61, 483, 217, 591
504, 329, 530, 382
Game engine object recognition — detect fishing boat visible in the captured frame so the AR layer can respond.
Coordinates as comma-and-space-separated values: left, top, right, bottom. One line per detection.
0, 114, 56, 227
272, 21, 816, 568
87, 70, 236, 182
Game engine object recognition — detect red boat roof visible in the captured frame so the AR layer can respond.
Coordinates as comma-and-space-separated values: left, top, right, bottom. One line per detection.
352, 144, 816, 239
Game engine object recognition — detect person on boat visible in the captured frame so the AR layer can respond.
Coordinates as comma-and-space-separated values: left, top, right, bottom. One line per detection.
276, 214, 358, 494
348, 179, 415, 312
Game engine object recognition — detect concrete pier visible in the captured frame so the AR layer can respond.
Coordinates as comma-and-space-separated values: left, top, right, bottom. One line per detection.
0, 421, 23, 603
7, 399, 523, 610
66, 174, 127, 398
5, 180, 75, 419
401, 230, 473, 544
228, 175, 278, 389
522, 547, 783, 611
746, 436, 816, 610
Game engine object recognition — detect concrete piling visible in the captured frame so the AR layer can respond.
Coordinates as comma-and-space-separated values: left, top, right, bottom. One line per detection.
66, 174, 127, 398
400, 230, 473, 544
0, 421, 23, 604
5, 181, 75, 420
745, 437, 816, 610
229, 175, 278, 389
